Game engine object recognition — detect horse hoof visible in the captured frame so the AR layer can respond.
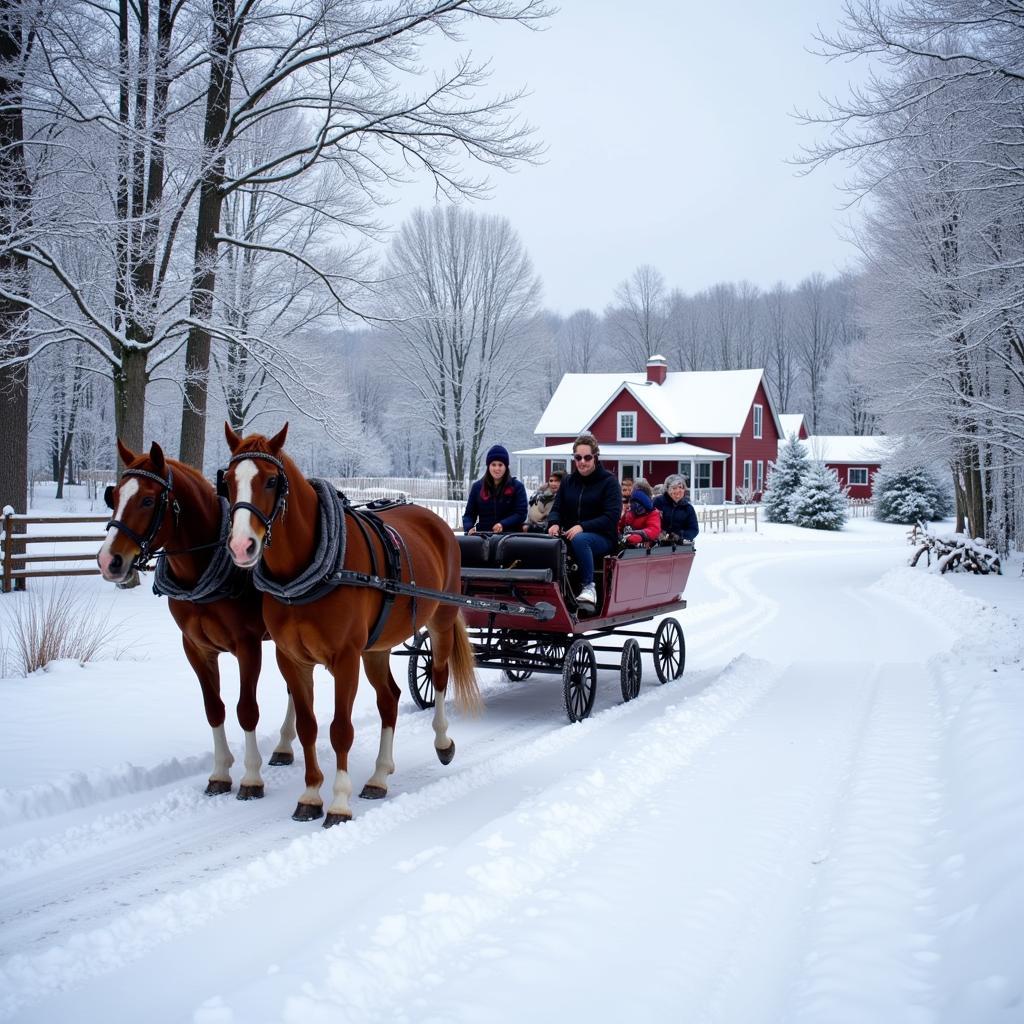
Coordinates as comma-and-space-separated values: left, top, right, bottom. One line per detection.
359, 784, 387, 800
205, 780, 232, 796
292, 802, 323, 822
436, 741, 455, 766
269, 751, 294, 766
237, 784, 265, 801
323, 812, 353, 828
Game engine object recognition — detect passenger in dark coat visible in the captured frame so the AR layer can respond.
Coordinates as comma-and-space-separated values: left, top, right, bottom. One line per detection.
462, 444, 528, 534
547, 433, 621, 608
654, 474, 699, 542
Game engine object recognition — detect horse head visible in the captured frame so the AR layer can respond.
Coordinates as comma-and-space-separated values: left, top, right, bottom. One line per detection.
224, 422, 290, 568
97, 440, 180, 582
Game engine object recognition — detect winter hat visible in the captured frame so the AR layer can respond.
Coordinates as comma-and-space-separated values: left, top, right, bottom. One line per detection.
485, 444, 510, 468
633, 477, 653, 498
630, 489, 654, 514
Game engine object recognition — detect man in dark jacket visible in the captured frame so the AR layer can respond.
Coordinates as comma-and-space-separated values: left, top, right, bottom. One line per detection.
654, 474, 700, 542
547, 433, 621, 609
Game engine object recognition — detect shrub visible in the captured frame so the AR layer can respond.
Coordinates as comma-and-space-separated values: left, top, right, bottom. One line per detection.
1, 580, 122, 675
762, 435, 810, 524
789, 462, 848, 530
874, 465, 952, 524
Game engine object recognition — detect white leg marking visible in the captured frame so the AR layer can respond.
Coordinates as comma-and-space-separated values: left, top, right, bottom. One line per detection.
432, 690, 450, 752
241, 730, 263, 787
327, 769, 353, 818
210, 724, 234, 783
274, 694, 297, 756
228, 459, 261, 564
366, 726, 395, 790
299, 784, 323, 806
97, 479, 138, 577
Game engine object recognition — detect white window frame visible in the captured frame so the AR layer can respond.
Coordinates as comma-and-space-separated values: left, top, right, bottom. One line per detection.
742, 460, 752, 490
848, 466, 869, 486
693, 461, 712, 490
617, 411, 637, 442
753, 404, 763, 440
550, 459, 568, 475
756, 460, 764, 492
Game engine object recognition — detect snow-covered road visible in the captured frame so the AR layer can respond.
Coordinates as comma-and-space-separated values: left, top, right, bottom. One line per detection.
1, 520, 1022, 1023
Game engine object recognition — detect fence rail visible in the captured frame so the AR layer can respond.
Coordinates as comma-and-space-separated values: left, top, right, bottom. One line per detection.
2, 512, 109, 592
696, 504, 758, 533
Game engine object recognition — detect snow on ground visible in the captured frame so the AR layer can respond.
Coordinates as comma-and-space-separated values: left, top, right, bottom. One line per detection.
1, 502, 1023, 1023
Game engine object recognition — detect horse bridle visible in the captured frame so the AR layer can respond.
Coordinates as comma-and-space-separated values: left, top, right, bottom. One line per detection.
104, 467, 181, 567
225, 451, 289, 547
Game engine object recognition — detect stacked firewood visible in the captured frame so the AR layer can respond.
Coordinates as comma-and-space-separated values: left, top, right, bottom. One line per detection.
908, 524, 1002, 575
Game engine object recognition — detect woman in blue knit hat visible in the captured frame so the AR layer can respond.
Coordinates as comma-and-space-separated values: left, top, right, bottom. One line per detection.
462, 443, 528, 534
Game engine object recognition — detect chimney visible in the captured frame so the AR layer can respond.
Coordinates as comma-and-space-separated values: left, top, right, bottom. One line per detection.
646, 354, 667, 385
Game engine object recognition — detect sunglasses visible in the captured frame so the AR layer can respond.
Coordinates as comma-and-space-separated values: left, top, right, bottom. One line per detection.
573, 453, 595, 463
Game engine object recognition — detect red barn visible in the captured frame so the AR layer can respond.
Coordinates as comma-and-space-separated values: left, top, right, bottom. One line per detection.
515, 356, 784, 503
795, 435, 893, 499
779, 414, 808, 441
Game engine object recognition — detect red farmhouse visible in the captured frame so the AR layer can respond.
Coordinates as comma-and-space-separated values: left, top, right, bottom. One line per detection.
516, 356, 783, 503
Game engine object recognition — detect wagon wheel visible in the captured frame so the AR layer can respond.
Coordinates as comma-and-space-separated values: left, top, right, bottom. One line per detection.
407, 630, 435, 709
501, 638, 533, 681
538, 639, 568, 668
620, 638, 642, 702
562, 638, 597, 723
653, 617, 685, 684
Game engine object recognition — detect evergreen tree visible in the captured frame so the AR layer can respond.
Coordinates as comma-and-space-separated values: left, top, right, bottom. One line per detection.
874, 465, 953, 524
761, 435, 810, 523
790, 462, 848, 530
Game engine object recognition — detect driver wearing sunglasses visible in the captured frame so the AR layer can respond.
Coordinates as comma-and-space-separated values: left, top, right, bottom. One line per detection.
546, 433, 621, 611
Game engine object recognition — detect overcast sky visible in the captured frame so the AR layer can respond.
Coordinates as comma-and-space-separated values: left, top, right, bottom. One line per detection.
384, 1, 865, 315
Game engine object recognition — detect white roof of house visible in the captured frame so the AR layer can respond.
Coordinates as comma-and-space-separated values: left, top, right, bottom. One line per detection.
535, 368, 774, 437
779, 414, 805, 440
513, 441, 730, 461
798, 435, 894, 463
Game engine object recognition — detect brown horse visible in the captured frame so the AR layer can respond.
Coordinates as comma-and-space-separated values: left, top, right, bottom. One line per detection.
223, 423, 480, 827
97, 440, 296, 797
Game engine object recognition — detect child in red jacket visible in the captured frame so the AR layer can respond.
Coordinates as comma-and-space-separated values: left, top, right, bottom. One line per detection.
618, 480, 662, 545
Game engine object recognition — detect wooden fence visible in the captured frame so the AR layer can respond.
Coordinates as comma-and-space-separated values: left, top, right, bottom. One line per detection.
1, 512, 108, 593
2, 499, 762, 592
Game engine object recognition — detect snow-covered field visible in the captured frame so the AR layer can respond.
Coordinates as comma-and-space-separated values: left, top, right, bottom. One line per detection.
1, 512, 1022, 1023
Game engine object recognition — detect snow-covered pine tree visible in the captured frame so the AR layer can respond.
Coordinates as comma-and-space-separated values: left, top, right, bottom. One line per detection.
873, 465, 952, 524
789, 461, 848, 530
761, 435, 809, 523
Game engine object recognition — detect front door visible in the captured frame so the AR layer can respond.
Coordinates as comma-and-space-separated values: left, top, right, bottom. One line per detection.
620, 462, 641, 482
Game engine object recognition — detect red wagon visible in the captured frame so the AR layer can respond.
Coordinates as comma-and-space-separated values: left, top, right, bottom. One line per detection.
404, 533, 695, 722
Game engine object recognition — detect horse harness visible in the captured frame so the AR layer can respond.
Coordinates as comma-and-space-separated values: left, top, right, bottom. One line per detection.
224, 451, 414, 649
105, 467, 181, 569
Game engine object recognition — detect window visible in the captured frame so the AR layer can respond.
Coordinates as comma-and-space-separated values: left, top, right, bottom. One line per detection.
742, 460, 752, 490
620, 462, 641, 482
617, 411, 636, 441
848, 467, 869, 486
756, 460, 764, 492
694, 462, 712, 489
550, 459, 568, 475
753, 404, 763, 440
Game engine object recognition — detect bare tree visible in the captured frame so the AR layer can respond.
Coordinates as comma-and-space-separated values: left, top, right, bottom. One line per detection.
763, 282, 795, 411
793, 273, 835, 432
381, 205, 541, 495
0, 0, 33, 563
607, 264, 667, 369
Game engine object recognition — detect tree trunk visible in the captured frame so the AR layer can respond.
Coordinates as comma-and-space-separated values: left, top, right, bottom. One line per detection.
0, 0, 30, 588
112, 346, 148, 465
179, 0, 234, 470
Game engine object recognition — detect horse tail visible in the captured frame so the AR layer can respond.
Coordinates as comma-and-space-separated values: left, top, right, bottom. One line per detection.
448, 613, 483, 716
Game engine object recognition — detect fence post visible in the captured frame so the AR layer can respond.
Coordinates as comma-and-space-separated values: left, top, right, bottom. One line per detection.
2, 509, 13, 594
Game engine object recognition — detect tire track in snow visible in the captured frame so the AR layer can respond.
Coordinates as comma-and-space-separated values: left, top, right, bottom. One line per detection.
787, 660, 945, 1022
0, 654, 765, 1019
